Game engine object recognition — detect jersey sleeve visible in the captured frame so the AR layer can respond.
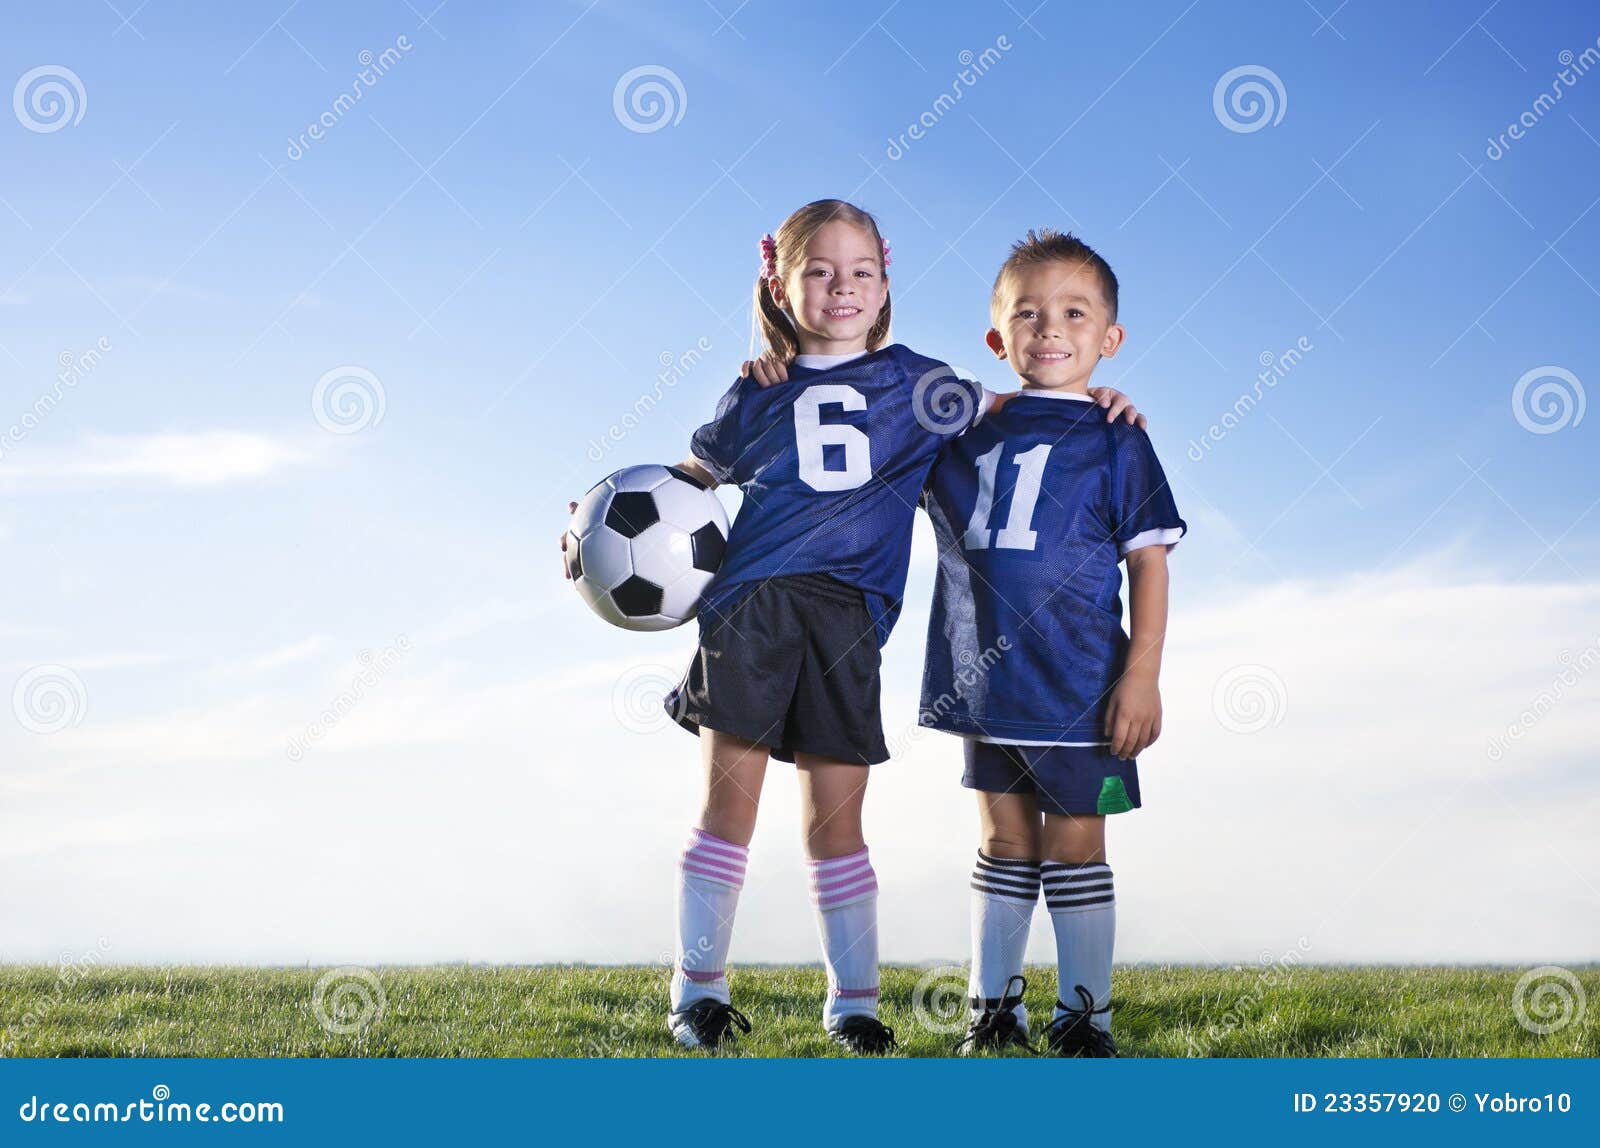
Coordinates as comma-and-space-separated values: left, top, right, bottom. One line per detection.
1110, 427, 1187, 556
688, 376, 758, 485
896, 346, 989, 436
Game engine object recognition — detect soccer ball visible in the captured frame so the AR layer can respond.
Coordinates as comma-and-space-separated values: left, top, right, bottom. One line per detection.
565, 464, 730, 631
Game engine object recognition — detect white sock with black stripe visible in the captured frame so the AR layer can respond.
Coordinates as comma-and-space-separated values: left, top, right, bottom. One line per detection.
1041, 860, 1115, 1031
968, 852, 1040, 1026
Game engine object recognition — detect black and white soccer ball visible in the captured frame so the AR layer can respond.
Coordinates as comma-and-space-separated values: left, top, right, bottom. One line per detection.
565, 464, 730, 632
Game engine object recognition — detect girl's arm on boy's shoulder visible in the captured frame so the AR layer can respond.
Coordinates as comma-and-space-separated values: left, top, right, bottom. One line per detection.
1088, 387, 1148, 429
1105, 544, 1170, 759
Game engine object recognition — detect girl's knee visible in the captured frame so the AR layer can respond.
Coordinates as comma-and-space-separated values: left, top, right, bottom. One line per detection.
801, 810, 865, 861
700, 790, 759, 846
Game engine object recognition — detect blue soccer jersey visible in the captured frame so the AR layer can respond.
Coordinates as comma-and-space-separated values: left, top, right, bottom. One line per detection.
691, 343, 984, 647
920, 390, 1186, 743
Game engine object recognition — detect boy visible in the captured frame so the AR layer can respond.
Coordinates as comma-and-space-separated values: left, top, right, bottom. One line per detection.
921, 230, 1185, 1056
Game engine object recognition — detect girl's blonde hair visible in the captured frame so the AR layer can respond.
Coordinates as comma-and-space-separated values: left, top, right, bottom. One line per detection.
753, 199, 893, 363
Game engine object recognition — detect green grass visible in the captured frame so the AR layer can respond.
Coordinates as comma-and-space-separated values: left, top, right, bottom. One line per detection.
2, 965, 1595, 1058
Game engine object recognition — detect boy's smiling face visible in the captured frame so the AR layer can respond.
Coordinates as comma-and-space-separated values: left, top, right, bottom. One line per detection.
986, 260, 1124, 391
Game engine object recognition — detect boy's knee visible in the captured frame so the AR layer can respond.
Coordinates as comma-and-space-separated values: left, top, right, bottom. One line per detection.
979, 829, 1038, 861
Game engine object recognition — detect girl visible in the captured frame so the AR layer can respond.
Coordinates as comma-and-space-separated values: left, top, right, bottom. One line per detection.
563, 200, 1140, 1053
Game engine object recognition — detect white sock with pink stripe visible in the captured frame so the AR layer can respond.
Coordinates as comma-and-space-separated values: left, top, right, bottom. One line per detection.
807, 846, 880, 1029
669, 827, 748, 1013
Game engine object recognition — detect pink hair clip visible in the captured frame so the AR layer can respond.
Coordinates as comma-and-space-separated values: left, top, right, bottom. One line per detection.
759, 233, 777, 278
881, 238, 891, 267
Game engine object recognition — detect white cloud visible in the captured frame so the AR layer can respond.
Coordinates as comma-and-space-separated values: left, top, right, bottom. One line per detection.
241, 636, 330, 673
0, 430, 322, 488
2, 557, 1596, 964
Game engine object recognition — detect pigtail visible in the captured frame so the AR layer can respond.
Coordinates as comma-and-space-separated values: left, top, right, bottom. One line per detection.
753, 271, 800, 364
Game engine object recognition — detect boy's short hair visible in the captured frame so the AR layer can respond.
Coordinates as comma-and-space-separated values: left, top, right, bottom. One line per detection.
990, 229, 1120, 326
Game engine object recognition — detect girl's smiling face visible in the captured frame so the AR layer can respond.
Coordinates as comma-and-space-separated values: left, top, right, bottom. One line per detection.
769, 220, 888, 356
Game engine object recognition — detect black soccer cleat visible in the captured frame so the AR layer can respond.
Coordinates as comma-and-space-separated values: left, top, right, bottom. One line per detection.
667, 999, 752, 1050
1043, 984, 1118, 1058
955, 975, 1036, 1055
828, 1014, 898, 1055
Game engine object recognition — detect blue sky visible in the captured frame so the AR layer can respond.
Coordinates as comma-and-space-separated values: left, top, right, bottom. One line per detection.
2, 1, 1596, 968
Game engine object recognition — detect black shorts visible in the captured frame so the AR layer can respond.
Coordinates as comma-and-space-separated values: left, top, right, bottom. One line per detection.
664, 572, 888, 765
962, 740, 1141, 816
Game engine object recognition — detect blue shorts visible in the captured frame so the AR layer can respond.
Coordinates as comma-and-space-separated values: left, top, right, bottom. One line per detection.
961, 740, 1141, 816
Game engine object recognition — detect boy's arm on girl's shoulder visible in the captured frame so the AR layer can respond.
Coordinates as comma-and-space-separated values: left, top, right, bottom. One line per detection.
1105, 543, 1170, 759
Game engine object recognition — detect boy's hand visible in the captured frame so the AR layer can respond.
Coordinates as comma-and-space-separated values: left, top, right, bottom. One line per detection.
740, 352, 789, 388
559, 501, 577, 578
1105, 675, 1161, 759
1088, 386, 1147, 429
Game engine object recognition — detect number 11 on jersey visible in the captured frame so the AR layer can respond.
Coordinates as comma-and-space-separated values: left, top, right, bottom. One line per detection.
961, 442, 1051, 551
